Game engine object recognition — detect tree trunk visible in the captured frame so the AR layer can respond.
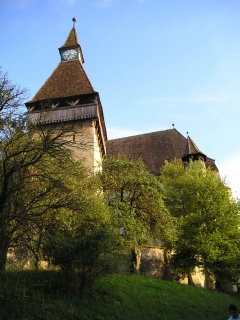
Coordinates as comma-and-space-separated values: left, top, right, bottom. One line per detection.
162, 250, 174, 281
0, 231, 9, 276
187, 273, 195, 286
0, 207, 10, 276
34, 254, 40, 270
131, 247, 141, 274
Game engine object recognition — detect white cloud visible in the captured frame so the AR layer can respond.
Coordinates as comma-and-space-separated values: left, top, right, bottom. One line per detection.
218, 151, 240, 198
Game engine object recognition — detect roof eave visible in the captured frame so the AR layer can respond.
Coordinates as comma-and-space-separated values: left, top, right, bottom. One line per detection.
25, 91, 98, 107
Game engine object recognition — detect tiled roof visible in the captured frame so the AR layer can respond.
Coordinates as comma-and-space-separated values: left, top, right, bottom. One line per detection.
28, 60, 95, 103
106, 129, 218, 174
183, 136, 205, 158
106, 129, 187, 175
59, 28, 79, 48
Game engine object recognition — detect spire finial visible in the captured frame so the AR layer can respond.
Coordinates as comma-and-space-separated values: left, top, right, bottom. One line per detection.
186, 131, 189, 136
72, 17, 77, 28
172, 123, 175, 128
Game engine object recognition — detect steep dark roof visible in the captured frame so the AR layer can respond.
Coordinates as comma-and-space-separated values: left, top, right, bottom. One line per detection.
182, 136, 207, 162
183, 136, 204, 157
106, 129, 218, 174
106, 129, 187, 175
59, 27, 79, 48
27, 60, 95, 103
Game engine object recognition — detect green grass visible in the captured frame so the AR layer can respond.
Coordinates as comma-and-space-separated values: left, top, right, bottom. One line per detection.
0, 271, 239, 319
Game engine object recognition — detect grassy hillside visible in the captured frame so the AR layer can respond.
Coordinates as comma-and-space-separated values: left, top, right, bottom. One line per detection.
92, 276, 239, 320
0, 272, 239, 319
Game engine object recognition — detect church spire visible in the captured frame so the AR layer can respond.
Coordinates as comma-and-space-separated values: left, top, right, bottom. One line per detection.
59, 18, 84, 63
182, 135, 206, 163
26, 19, 95, 103
60, 28, 79, 48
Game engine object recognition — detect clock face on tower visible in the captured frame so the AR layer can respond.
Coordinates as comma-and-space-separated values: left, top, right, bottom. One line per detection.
61, 49, 78, 61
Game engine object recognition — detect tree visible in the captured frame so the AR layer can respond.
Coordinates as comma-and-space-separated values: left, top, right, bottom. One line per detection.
13, 157, 91, 270
160, 158, 240, 284
41, 167, 120, 292
99, 155, 175, 273
0, 69, 89, 274
0, 68, 28, 116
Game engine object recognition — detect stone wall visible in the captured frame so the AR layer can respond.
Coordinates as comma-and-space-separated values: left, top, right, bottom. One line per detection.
140, 246, 216, 290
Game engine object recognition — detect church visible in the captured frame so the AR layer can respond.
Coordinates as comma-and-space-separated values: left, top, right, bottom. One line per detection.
25, 20, 217, 173
24, 21, 224, 289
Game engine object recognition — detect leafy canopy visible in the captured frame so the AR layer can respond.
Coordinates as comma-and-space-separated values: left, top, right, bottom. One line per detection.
100, 155, 175, 249
161, 158, 240, 281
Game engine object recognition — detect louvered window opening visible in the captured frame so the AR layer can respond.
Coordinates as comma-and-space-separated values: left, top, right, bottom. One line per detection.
28, 104, 97, 124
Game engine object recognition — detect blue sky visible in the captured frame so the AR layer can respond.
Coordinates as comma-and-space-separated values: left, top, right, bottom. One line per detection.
1, 0, 240, 197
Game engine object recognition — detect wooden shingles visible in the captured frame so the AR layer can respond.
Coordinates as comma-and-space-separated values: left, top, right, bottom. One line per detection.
28, 60, 95, 103
106, 129, 187, 175
106, 129, 218, 174
183, 136, 205, 158
59, 28, 79, 48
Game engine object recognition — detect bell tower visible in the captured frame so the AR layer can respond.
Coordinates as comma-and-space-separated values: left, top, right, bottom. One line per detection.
25, 18, 107, 172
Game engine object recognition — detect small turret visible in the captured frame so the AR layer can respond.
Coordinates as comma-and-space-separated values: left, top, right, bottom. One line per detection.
182, 135, 206, 163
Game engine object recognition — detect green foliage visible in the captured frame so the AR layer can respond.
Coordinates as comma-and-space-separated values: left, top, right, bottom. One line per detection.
0, 69, 122, 286
0, 70, 33, 272
0, 68, 105, 277
44, 227, 119, 292
0, 118, 89, 271
100, 155, 175, 249
99, 155, 175, 273
16, 159, 91, 270
42, 172, 121, 292
161, 158, 240, 282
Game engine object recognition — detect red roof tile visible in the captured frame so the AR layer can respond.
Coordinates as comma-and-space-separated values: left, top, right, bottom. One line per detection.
106, 129, 218, 174
28, 60, 95, 103
106, 129, 187, 175
59, 28, 79, 48
183, 136, 205, 157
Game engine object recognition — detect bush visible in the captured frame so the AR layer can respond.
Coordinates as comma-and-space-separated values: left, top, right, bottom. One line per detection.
43, 227, 121, 293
